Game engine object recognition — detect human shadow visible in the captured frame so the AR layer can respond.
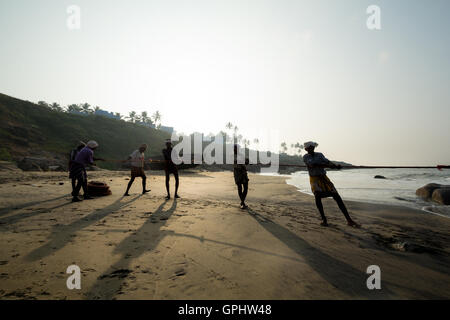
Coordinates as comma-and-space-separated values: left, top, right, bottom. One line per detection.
0, 195, 68, 217
86, 199, 178, 299
247, 208, 393, 299
25, 195, 142, 262
165, 231, 306, 263
0, 201, 72, 227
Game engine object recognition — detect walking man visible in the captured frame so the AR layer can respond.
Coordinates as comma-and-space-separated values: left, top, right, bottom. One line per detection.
234, 144, 249, 209
124, 144, 151, 196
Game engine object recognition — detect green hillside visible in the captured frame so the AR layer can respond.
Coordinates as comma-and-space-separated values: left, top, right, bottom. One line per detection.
0, 93, 170, 169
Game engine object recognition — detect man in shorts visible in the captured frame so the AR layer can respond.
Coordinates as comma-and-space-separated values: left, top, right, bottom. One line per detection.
124, 144, 151, 196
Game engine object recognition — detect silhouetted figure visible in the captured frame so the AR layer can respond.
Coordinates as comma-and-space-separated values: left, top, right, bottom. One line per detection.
163, 140, 180, 200
234, 144, 249, 209
70, 141, 100, 202
303, 141, 359, 227
69, 141, 86, 196
124, 144, 150, 196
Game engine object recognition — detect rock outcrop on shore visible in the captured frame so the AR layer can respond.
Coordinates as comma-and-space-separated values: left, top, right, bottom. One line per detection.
17, 157, 66, 172
416, 183, 450, 205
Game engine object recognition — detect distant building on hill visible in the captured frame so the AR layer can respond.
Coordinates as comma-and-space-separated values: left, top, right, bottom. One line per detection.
94, 109, 121, 119
68, 110, 88, 116
136, 121, 156, 129
159, 126, 174, 134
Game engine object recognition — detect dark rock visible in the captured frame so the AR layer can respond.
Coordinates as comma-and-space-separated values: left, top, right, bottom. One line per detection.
17, 157, 66, 172
431, 188, 450, 205
374, 175, 387, 179
416, 183, 444, 201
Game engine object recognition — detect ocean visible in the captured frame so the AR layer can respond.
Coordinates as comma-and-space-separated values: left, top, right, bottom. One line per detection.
282, 168, 450, 218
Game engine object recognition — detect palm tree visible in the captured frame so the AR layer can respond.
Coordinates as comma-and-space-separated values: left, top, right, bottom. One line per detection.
218, 131, 227, 142
127, 111, 137, 123
233, 126, 239, 143
294, 142, 304, 156
80, 103, 92, 114
140, 111, 149, 123
37, 101, 49, 108
49, 102, 62, 112
280, 142, 288, 154
152, 111, 162, 128
67, 104, 82, 113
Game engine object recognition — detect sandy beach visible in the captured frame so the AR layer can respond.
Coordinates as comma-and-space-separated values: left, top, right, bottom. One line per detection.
0, 169, 449, 300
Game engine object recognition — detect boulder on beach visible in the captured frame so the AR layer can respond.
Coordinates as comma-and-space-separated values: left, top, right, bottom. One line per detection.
17, 157, 67, 172
374, 175, 387, 179
431, 188, 450, 205
416, 183, 443, 201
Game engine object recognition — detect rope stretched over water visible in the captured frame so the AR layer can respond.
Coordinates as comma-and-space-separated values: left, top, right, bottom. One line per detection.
100, 159, 449, 170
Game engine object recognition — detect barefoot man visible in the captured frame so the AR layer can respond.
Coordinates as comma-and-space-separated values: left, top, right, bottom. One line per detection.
70, 140, 101, 202
124, 144, 151, 196
303, 141, 359, 227
162, 139, 180, 200
234, 144, 249, 209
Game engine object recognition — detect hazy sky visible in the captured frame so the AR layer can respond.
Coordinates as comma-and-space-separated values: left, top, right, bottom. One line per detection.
1, 0, 449, 165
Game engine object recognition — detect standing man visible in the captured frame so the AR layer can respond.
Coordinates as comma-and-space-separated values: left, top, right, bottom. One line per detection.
69, 141, 86, 196
124, 144, 151, 196
70, 140, 101, 202
234, 144, 249, 209
162, 139, 180, 200
303, 141, 359, 227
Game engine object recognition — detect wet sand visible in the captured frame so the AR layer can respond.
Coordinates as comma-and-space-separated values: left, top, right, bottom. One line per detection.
0, 170, 449, 299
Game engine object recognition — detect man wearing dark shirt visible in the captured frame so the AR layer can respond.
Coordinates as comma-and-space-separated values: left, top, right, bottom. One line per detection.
234, 144, 249, 209
69, 141, 86, 196
162, 140, 180, 200
70, 140, 101, 202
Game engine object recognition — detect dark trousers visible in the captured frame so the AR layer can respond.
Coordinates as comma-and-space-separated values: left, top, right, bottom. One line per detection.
165, 169, 179, 196
237, 182, 248, 204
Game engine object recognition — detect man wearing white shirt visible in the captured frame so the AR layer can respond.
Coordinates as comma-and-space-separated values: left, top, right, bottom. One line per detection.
124, 144, 151, 196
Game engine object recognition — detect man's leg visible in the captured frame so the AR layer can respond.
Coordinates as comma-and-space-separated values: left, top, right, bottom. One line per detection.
124, 176, 135, 196
237, 184, 243, 203
71, 178, 76, 196
82, 175, 92, 199
142, 175, 150, 194
242, 182, 248, 203
314, 195, 328, 226
174, 171, 180, 198
165, 171, 171, 199
72, 177, 83, 202
332, 193, 358, 226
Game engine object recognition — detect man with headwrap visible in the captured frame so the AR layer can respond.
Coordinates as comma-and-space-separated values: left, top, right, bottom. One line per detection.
124, 144, 151, 196
303, 141, 359, 227
70, 140, 101, 202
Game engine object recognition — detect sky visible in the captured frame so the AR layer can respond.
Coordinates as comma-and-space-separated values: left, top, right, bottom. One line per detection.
0, 0, 449, 165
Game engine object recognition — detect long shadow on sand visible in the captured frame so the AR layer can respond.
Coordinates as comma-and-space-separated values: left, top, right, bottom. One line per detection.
0, 195, 68, 217
25, 195, 142, 262
247, 208, 393, 299
85, 199, 177, 299
0, 201, 72, 227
